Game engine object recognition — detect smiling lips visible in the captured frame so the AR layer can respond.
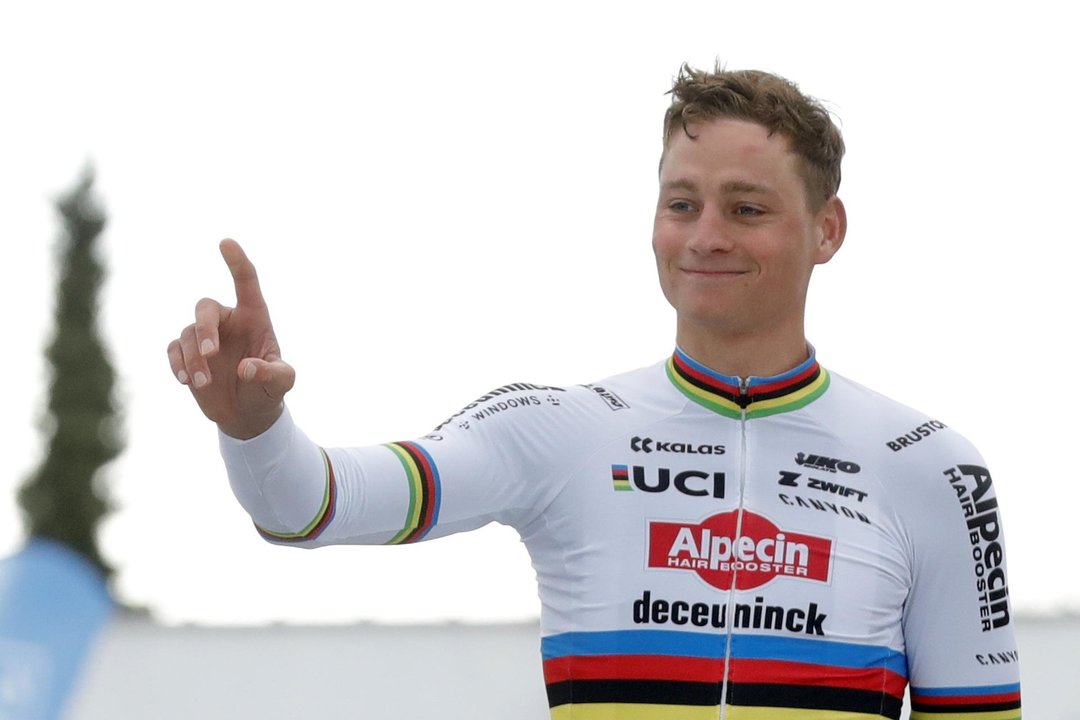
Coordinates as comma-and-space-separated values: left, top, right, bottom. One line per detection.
681, 268, 748, 277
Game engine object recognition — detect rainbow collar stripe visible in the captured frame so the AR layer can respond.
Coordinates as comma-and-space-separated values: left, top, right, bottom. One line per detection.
667, 348, 830, 419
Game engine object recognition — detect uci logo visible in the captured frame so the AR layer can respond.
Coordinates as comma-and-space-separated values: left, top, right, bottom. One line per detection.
620, 465, 726, 498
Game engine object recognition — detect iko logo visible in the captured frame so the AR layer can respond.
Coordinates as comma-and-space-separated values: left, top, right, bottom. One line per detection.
612, 465, 725, 498
648, 510, 833, 590
631, 437, 726, 455
795, 453, 860, 474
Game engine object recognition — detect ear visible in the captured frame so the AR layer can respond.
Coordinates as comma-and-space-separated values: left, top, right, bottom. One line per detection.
813, 196, 847, 265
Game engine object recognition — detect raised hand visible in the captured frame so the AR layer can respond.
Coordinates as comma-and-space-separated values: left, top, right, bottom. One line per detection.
167, 239, 295, 439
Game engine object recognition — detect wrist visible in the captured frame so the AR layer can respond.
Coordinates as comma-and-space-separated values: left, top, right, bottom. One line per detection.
218, 404, 285, 440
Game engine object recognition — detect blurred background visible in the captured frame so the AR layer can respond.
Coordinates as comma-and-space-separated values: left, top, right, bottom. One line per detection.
1, 1, 1075, 717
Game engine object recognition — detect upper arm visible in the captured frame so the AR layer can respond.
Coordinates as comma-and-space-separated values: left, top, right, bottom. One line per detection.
896, 450, 1021, 716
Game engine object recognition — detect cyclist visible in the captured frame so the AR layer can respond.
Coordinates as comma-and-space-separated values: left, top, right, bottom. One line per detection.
168, 64, 1021, 719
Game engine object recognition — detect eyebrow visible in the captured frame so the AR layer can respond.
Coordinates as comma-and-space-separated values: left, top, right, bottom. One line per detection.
721, 180, 773, 195
659, 178, 774, 196
659, 178, 700, 193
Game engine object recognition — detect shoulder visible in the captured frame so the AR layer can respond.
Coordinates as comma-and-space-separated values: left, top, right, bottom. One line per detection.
815, 370, 982, 467
815, 370, 1000, 538
422, 380, 583, 440
421, 358, 676, 445
579, 359, 678, 415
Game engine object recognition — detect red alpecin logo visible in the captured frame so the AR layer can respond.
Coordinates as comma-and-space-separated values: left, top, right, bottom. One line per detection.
648, 510, 833, 590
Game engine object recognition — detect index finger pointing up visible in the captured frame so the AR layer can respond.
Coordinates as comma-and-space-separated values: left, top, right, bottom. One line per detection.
219, 238, 266, 309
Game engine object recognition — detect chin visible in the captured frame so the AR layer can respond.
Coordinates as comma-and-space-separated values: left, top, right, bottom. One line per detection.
678, 309, 744, 333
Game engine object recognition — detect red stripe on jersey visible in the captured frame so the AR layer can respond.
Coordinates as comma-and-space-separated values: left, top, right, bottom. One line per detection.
543, 654, 727, 684
911, 690, 1022, 706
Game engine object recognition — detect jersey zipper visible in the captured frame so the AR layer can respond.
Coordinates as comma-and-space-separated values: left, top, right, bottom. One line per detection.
719, 377, 751, 720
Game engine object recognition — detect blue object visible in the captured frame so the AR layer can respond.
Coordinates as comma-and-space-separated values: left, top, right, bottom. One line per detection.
0, 538, 113, 719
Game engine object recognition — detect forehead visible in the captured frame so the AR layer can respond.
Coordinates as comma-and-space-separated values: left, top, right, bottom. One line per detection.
660, 118, 800, 185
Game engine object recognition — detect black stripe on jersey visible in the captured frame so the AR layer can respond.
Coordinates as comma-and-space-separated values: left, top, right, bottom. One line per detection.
742, 366, 822, 404
546, 679, 722, 708
671, 363, 822, 408
397, 441, 432, 544
910, 697, 1022, 714
732, 682, 902, 719
673, 368, 744, 405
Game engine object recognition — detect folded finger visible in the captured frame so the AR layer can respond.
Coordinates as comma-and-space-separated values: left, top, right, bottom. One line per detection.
178, 323, 211, 389
167, 338, 189, 384
194, 297, 226, 358
238, 357, 297, 400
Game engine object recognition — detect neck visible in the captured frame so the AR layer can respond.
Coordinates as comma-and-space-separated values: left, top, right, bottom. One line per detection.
674, 318, 810, 378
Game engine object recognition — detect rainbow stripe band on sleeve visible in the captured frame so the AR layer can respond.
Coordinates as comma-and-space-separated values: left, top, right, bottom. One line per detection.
384, 441, 441, 545
255, 447, 337, 543
909, 683, 1021, 719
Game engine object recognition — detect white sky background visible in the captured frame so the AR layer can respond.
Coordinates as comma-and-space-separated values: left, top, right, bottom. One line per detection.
1, 1, 1076, 625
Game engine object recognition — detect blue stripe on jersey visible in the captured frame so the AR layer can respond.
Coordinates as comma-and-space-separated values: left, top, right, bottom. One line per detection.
411, 441, 442, 532
730, 634, 908, 676
542, 630, 906, 675
673, 345, 818, 388
542, 629, 728, 660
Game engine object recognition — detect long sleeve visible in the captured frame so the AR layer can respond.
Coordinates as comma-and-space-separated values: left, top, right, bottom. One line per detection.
218, 383, 608, 548
219, 407, 333, 541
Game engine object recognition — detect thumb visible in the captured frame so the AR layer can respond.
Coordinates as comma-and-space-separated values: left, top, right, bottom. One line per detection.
238, 357, 296, 400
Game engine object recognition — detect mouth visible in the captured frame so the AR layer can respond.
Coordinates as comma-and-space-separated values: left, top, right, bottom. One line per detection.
680, 268, 748, 277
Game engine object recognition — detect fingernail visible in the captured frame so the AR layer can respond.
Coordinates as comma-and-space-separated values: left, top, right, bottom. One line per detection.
193, 371, 208, 389
177, 369, 189, 384
242, 363, 257, 382
200, 339, 214, 356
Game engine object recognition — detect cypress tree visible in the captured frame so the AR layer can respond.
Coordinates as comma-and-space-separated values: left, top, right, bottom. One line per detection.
17, 168, 123, 580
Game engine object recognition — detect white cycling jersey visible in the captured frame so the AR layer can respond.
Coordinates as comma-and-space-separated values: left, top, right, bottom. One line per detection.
222, 348, 1021, 719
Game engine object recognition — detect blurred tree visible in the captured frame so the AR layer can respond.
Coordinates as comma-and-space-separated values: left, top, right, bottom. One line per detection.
17, 167, 123, 580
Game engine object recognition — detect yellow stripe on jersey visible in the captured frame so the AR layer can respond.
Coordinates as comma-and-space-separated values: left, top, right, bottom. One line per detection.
551, 704, 901, 720
911, 711, 1021, 720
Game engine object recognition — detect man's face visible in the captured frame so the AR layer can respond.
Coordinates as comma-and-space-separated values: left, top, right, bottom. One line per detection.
652, 119, 845, 344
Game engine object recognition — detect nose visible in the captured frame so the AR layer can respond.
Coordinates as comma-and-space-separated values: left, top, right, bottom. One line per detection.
686, 206, 735, 254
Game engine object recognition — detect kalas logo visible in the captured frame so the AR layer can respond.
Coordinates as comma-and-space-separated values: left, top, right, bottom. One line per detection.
648, 510, 833, 590
631, 436, 726, 455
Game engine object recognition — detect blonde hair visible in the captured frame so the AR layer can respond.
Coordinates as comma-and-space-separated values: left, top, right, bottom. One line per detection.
663, 63, 845, 210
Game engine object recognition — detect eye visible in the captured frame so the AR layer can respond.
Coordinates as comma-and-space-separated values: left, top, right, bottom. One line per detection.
669, 200, 696, 213
733, 204, 764, 218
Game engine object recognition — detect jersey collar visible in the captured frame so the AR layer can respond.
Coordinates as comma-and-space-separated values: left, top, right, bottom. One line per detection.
666, 346, 830, 419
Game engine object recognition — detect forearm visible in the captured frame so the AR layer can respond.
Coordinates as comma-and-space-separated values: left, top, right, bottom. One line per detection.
219, 406, 329, 536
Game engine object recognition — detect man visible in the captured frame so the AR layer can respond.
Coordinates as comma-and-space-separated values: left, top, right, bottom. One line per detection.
168, 65, 1022, 719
